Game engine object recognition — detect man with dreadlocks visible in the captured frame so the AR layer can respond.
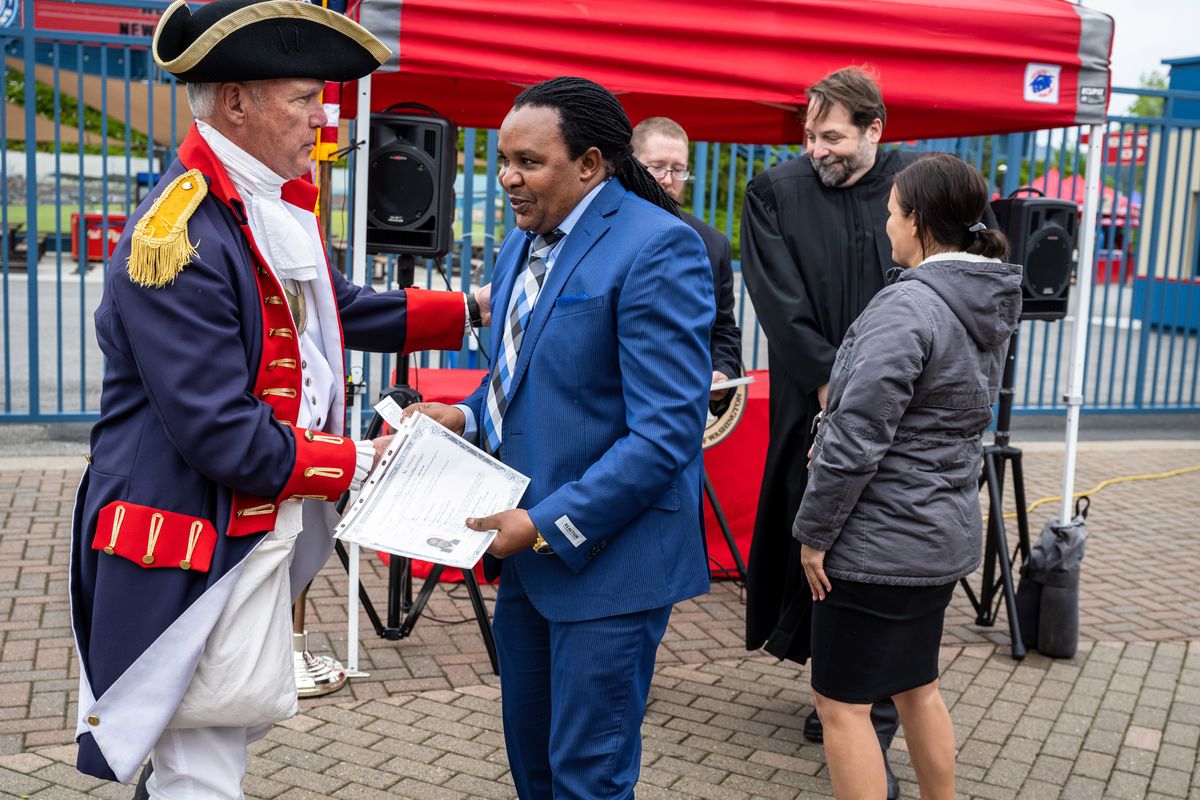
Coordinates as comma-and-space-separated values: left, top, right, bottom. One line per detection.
412, 76, 714, 798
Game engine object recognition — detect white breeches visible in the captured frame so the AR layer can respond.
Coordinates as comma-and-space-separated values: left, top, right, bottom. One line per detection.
146, 724, 270, 800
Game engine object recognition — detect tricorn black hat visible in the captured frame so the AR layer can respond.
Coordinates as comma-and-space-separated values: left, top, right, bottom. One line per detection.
152, 0, 391, 83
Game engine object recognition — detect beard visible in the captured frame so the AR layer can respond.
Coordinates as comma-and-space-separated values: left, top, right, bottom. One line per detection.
811, 136, 876, 188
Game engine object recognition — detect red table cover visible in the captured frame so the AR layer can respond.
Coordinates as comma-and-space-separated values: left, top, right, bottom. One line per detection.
385, 368, 769, 582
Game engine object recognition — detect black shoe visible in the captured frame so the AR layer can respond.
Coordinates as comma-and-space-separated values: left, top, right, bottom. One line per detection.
803, 709, 823, 743
132, 762, 152, 800
884, 750, 900, 800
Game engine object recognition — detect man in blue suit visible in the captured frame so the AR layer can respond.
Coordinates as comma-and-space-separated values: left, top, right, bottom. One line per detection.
414, 77, 714, 798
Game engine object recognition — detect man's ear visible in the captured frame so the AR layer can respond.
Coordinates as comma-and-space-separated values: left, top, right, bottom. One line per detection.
578, 146, 604, 182
866, 118, 883, 146
216, 83, 249, 128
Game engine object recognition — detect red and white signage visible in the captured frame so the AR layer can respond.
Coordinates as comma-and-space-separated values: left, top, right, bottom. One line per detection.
35, 1, 166, 38
1082, 130, 1149, 166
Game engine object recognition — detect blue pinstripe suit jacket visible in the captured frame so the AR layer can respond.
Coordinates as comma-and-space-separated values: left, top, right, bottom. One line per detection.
461, 178, 714, 622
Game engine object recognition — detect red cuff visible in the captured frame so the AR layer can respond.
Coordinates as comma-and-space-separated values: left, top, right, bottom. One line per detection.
277, 429, 358, 502
404, 287, 467, 352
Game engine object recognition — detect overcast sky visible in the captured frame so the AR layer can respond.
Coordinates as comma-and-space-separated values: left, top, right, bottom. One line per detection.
1080, 0, 1200, 113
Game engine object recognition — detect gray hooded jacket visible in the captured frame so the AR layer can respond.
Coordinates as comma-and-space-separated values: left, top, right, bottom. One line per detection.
793, 255, 1023, 586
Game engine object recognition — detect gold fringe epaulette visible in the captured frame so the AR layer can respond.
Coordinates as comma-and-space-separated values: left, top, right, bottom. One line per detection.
127, 168, 207, 288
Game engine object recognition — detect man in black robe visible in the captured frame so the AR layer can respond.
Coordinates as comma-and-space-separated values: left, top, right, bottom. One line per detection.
633, 117, 743, 394
740, 67, 918, 798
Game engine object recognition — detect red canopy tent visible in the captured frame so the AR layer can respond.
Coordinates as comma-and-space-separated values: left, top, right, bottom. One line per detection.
353, 0, 1112, 143
338, 0, 1115, 668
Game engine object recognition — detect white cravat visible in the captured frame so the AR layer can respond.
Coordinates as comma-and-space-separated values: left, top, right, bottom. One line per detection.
196, 120, 321, 282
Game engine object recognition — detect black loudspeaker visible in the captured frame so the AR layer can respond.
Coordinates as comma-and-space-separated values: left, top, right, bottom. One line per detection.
366, 105, 457, 257
990, 195, 1078, 321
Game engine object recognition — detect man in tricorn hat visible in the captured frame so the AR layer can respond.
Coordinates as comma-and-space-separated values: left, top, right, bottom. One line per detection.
69, 0, 486, 795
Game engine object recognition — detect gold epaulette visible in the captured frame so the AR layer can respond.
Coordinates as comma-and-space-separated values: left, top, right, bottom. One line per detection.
127, 168, 207, 288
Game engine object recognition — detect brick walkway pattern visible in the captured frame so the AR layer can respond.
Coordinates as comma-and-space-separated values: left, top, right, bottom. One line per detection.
0, 440, 1197, 798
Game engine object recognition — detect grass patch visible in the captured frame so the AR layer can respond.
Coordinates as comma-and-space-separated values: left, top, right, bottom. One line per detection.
4, 205, 111, 235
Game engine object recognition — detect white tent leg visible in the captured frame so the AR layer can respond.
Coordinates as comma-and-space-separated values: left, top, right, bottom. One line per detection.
345, 73, 373, 677
1058, 124, 1105, 524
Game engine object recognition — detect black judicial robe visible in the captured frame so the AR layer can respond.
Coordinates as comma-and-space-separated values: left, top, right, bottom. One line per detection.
740, 148, 919, 663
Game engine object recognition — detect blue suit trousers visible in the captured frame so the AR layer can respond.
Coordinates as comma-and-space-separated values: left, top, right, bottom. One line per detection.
493, 564, 671, 800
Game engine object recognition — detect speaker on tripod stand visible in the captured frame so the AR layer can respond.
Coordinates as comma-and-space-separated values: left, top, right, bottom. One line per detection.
366, 103, 459, 384
366, 104, 457, 258
335, 104, 494, 662
959, 191, 1079, 659
991, 191, 1078, 321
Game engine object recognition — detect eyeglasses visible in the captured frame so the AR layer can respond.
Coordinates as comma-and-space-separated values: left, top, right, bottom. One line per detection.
643, 164, 691, 181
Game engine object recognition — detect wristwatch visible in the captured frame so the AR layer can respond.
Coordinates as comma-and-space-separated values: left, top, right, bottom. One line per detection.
465, 291, 483, 328
531, 528, 554, 555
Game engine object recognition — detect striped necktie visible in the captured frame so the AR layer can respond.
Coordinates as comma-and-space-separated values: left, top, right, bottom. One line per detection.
482, 230, 565, 455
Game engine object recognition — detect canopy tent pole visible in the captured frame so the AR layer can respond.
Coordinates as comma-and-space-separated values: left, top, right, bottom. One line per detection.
345, 72, 373, 676
1058, 124, 1105, 524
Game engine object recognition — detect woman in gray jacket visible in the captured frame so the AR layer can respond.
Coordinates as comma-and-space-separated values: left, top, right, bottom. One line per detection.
794, 153, 1022, 800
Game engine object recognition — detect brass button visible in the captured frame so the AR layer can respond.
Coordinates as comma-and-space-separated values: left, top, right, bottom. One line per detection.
182, 180, 193, 191
305, 429, 315, 442
102, 546, 114, 555
87, 715, 100, 726
180, 560, 191, 570
142, 555, 155, 565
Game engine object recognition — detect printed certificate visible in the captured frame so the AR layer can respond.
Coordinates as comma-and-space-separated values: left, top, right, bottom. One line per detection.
335, 410, 530, 569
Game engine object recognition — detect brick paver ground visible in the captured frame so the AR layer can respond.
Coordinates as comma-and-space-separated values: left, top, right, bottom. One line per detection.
0, 438, 1197, 798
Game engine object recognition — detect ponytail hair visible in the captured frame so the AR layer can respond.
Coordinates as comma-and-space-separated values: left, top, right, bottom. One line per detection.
513, 77, 680, 216
614, 153, 679, 215
970, 227, 1010, 261
893, 153, 1010, 261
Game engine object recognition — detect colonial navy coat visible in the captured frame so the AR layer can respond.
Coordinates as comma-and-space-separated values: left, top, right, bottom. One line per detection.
69, 125, 466, 782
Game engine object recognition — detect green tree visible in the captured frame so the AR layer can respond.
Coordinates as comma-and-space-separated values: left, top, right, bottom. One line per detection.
1128, 71, 1167, 118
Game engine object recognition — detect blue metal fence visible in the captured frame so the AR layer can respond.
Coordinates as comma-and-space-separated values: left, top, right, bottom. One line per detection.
1, 0, 183, 421
4, 0, 1200, 421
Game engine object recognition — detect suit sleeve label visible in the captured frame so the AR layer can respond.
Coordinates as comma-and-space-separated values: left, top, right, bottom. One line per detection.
555, 515, 586, 548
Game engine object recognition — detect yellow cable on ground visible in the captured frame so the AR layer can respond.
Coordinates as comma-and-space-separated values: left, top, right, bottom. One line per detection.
997, 464, 1200, 521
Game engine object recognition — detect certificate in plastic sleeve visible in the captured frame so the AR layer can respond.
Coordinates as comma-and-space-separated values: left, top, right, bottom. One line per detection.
335, 413, 530, 569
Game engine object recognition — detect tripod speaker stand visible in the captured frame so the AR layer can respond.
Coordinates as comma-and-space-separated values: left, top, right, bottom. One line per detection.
959, 330, 1033, 660
334, 382, 499, 674
335, 251, 498, 674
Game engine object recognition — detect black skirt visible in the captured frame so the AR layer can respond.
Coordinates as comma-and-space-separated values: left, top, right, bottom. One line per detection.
810, 577, 955, 704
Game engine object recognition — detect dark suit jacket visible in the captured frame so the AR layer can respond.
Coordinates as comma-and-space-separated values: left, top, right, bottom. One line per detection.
682, 212, 742, 380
